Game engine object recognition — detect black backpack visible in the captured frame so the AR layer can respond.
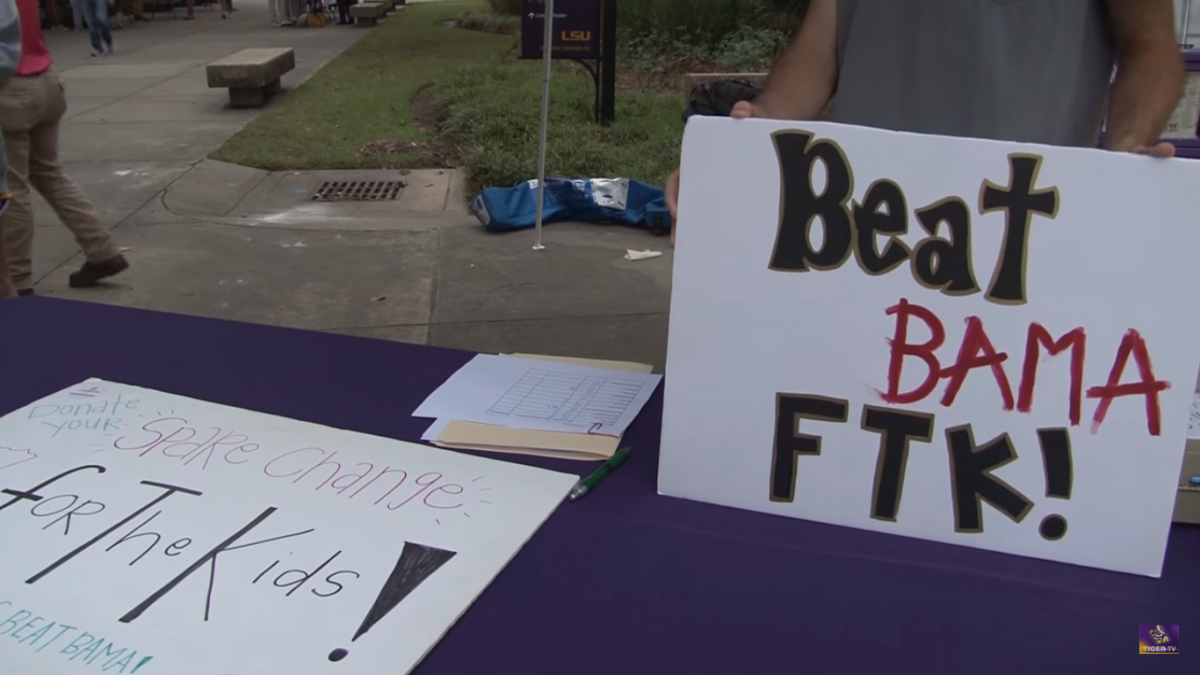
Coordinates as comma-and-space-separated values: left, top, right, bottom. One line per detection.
683, 79, 762, 121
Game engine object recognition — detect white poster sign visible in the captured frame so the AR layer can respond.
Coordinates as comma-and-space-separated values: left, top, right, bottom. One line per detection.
0, 379, 576, 674
660, 117, 1200, 577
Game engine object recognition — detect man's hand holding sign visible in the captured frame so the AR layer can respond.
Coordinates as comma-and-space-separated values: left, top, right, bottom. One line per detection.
657, 0, 1195, 577
665, 0, 1185, 240
658, 115, 1200, 577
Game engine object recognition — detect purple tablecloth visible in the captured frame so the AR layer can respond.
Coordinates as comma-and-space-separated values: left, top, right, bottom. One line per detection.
1, 298, 1196, 674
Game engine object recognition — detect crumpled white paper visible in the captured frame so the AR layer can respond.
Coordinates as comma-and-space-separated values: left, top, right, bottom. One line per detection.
624, 249, 663, 261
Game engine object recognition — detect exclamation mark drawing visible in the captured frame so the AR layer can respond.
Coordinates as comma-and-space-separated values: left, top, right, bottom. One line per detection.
328, 542, 457, 662
1036, 428, 1073, 541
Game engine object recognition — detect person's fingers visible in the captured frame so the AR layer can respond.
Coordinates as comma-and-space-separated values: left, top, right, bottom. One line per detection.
730, 100, 757, 119
666, 170, 680, 248
1130, 142, 1176, 158
665, 169, 680, 219
1147, 141, 1176, 158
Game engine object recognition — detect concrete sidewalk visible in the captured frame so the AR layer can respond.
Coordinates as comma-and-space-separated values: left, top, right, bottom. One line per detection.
29, 5, 366, 254
22, 4, 674, 371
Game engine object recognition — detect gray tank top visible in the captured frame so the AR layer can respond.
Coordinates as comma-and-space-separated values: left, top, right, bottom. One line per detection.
830, 0, 1115, 147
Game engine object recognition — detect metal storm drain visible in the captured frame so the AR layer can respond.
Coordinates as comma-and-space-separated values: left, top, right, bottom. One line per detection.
311, 180, 405, 202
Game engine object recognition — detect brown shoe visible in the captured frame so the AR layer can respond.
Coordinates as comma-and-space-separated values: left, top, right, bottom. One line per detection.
17, 288, 33, 296
69, 254, 129, 288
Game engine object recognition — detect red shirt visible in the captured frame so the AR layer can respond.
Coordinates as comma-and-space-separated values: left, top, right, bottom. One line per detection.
15, 0, 53, 76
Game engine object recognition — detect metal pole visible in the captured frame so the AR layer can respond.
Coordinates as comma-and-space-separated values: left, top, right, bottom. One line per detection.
1181, 0, 1192, 46
599, 0, 617, 125
533, 0, 555, 251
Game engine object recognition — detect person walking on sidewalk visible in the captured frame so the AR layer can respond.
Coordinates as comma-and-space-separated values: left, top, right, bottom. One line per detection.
0, 0, 21, 300
336, 0, 355, 25
70, 0, 88, 31
0, 0, 129, 298
80, 0, 113, 56
272, 0, 297, 27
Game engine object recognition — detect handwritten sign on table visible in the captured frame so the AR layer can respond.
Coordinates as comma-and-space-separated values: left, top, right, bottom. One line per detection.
660, 117, 1200, 577
0, 379, 576, 674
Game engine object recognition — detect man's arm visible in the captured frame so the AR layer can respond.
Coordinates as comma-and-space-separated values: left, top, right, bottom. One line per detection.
1105, 0, 1184, 154
753, 0, 840, 120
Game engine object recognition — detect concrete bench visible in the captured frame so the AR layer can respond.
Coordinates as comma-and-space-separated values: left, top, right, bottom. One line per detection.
351, 1, 388, 26
207, 48, 296, 109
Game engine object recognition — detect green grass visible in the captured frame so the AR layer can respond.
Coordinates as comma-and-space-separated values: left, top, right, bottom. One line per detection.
211, 1, 509, 170
211, 0, 685, 192
435, 62, 684, 193
211, 0, 686, 192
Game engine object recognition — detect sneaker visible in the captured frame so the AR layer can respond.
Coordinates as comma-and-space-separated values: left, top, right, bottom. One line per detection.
91, 50, 102, 57
68, 254, 130, 288
106, 42, 115, 54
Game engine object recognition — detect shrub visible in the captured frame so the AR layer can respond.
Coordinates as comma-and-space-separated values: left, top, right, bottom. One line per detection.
492, 0, 810, 42
474, 0, 806, 91
621, 0, 808, 42
713, 24, 790, 70
619, 28, 715, 82
620, 0, 766, 45
488, 0, 522, 16
617, 21, 789, 86
762, 0, 811, 25
616, 0, 804, 79
460, 9, 521, 34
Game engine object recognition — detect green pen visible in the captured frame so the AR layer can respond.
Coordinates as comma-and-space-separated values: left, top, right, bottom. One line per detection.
569, 447, 631, 501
